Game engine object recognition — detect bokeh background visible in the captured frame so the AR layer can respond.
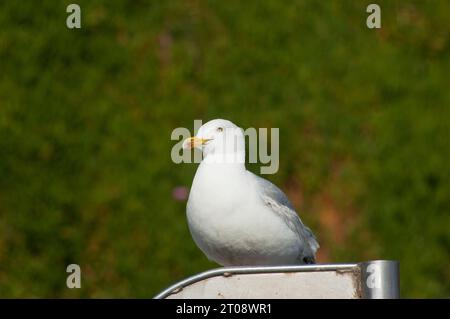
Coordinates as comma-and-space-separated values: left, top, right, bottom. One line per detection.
0, 0, 449, 298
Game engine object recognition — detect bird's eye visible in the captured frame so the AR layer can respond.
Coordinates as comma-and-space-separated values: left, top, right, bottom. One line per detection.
217, 127, 223, 132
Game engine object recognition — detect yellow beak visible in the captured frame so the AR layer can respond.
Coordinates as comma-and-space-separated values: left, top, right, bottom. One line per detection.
183, 137, 212, 149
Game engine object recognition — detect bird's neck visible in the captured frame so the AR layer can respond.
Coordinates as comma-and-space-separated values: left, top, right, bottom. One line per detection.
201, 151, 246, 168
197, 152, 246, 183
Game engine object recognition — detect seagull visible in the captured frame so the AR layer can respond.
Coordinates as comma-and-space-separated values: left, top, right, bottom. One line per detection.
182, 119, 319, 266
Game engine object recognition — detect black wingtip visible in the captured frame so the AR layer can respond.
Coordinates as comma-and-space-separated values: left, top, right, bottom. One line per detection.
303, 256, 316, 264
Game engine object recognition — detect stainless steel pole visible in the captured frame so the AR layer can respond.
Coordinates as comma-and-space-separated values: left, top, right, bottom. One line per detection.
360, 260, 400, 299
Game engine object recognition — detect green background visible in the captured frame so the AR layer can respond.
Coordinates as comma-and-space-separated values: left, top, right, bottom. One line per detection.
0, 0, 449, 298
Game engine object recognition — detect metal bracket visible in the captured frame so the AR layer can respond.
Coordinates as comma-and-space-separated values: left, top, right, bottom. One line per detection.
155, 260, 399, 299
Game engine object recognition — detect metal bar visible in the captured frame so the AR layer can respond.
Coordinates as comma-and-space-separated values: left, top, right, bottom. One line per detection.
154, 263, 358, 299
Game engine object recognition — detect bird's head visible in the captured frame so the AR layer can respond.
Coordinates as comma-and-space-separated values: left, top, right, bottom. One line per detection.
182, 119, 245, 161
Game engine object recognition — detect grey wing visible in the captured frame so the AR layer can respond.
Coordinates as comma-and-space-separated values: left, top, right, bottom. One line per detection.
248, 171, 319, 263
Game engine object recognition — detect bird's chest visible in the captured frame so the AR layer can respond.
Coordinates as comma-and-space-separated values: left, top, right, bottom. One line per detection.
189, 164, 249, 212
186, 165, 257, 241
188, 173, 247, 221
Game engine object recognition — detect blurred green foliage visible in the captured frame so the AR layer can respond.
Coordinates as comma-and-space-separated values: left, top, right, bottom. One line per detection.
0, 0, 449, 298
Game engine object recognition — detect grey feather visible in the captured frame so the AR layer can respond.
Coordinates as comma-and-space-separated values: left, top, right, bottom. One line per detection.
248, 171, 319, 263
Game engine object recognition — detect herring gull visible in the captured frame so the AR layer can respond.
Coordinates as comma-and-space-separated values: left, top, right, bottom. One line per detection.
182, 119, 319, 266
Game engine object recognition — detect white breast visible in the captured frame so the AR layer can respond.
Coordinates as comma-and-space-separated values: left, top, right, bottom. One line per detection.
186, 161, 301, 266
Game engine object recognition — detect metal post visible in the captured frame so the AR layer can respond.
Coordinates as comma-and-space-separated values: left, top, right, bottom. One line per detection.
359, 260, 400, 299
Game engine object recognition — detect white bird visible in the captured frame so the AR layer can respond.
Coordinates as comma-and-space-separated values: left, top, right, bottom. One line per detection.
183, 119, 319, 266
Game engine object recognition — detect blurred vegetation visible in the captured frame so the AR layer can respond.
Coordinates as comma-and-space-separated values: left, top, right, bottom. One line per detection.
0, 0, 449, 298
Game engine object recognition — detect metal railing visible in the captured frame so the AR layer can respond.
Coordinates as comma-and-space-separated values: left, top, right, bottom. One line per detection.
155, 260, 399, 299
